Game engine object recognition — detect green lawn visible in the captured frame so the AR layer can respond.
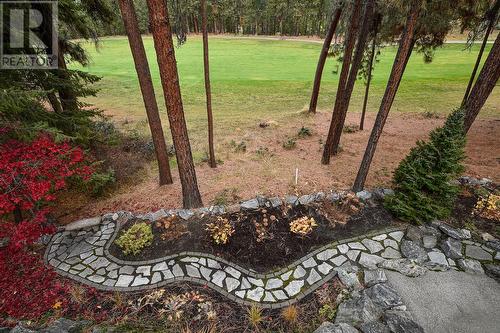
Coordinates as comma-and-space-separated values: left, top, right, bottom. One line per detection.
74, 36, 498, 139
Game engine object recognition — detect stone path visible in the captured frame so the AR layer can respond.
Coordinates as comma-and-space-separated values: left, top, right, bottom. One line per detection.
385, 269, 500, 333
46, 211, 405, 308
45, 209, 500, 309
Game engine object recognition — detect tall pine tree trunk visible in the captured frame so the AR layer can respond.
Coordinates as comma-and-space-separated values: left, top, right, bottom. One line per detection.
462, 0, 499, 106
146, 0, 203, 208
360, 21, 379, 130
118, 0, 173, 186
201, 0, 216, 168
353, 0, 422, 191
330, 0, 375, 154
321, 0, 363, 164
308, 7, 342, 114
47, 92, 63, 113
464, 33, 500, 132
57, 44, 78, 112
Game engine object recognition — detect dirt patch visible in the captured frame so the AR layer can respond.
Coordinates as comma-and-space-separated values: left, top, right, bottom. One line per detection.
108, 201, 399, 272
54, 112, 500, 224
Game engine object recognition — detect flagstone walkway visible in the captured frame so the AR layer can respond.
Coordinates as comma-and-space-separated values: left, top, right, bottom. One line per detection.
45, 209, 500, 309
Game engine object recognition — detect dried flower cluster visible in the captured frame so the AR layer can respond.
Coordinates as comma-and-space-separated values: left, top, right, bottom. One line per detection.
206, 216, 234, 245
156, 215, 189, 241
473, 194, 500, 222
253, 209, 277, 242
289, 216, 317, 236
130, 289, 215, 322
338, 192, 364, 215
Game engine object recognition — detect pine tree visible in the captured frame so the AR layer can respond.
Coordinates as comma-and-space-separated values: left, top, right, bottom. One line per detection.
118, 0, 173, 185
463, 33, 500, 132
202, 0, 217, 168
308, 5, 342, 114
385, 109, 466, 224
146, 0, 203, 208
353, 0, 422, 191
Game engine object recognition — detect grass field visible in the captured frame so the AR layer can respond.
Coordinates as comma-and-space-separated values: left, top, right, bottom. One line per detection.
74, 36, 498, 143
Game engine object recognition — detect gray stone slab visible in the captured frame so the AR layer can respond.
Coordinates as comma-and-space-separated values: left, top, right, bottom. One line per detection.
379, 259, 427, 277
64, 217, 101, 231
307, 268, 321, 285
211, 270, 226, 287
331, 255, 348, 266
385, 269, 500, 333
285, 280, 304, 297
439, 224, 471, 240
428, 251, 449, 267
465, 245, 493, 261
363, 269, 387, 287
293, 265, 307, 278
400, 240, 427, 263
247, 287, 264, 301
338, 244, 349, 254
317, 249, 338, 261
441, 238, 463, 259
388, 231, 404, 242
303, 257, 318, 268
348, 242, 366, 251
334, 292, 382, 327
361, 239, 384, 254
383, 239, 399, 250
358, 253, 384, 269
314, 322, 359, 333
457, 259, 484, 274
364, 283, 403, 310
346, 250, 360, 262
226, 277, 240, 292
266, 278, 283, 290
381, 248, 401, 259
372, 234, 387, 241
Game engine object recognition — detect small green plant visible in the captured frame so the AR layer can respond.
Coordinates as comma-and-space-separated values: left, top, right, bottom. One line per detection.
282, 138, 297, 150
342, 124, 359, 133
423, 111, 440, 119
385, 109, 466, 224
212, 188, 240, 206
229, 140, 246, 153
115, 222, 153, 255
86, 169, 116, 197
255, 146, 273, 158
318, 304, 337, 321
297, 126, 312, 138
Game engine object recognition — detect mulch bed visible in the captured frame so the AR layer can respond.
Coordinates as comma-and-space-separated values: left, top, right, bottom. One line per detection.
450, 185, 500, 239
108, 200, 400, 272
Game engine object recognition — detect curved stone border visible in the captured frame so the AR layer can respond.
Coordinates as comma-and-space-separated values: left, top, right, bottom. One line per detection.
45, 211, 408, 309
45, 211, 500, 308
45, 177, 500, 309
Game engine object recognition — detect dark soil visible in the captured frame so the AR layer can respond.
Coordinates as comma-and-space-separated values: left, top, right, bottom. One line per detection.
450, 186, 500, 238
109, 201, 400, 272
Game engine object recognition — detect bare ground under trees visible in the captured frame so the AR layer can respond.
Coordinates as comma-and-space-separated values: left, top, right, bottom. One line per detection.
55, 112, 500, 224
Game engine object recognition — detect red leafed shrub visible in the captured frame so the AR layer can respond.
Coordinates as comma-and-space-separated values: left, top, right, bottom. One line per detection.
0, 134, 93, 214
0, 246, 70, 323
0, 134, 96, 323
0, 134, 93, 249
